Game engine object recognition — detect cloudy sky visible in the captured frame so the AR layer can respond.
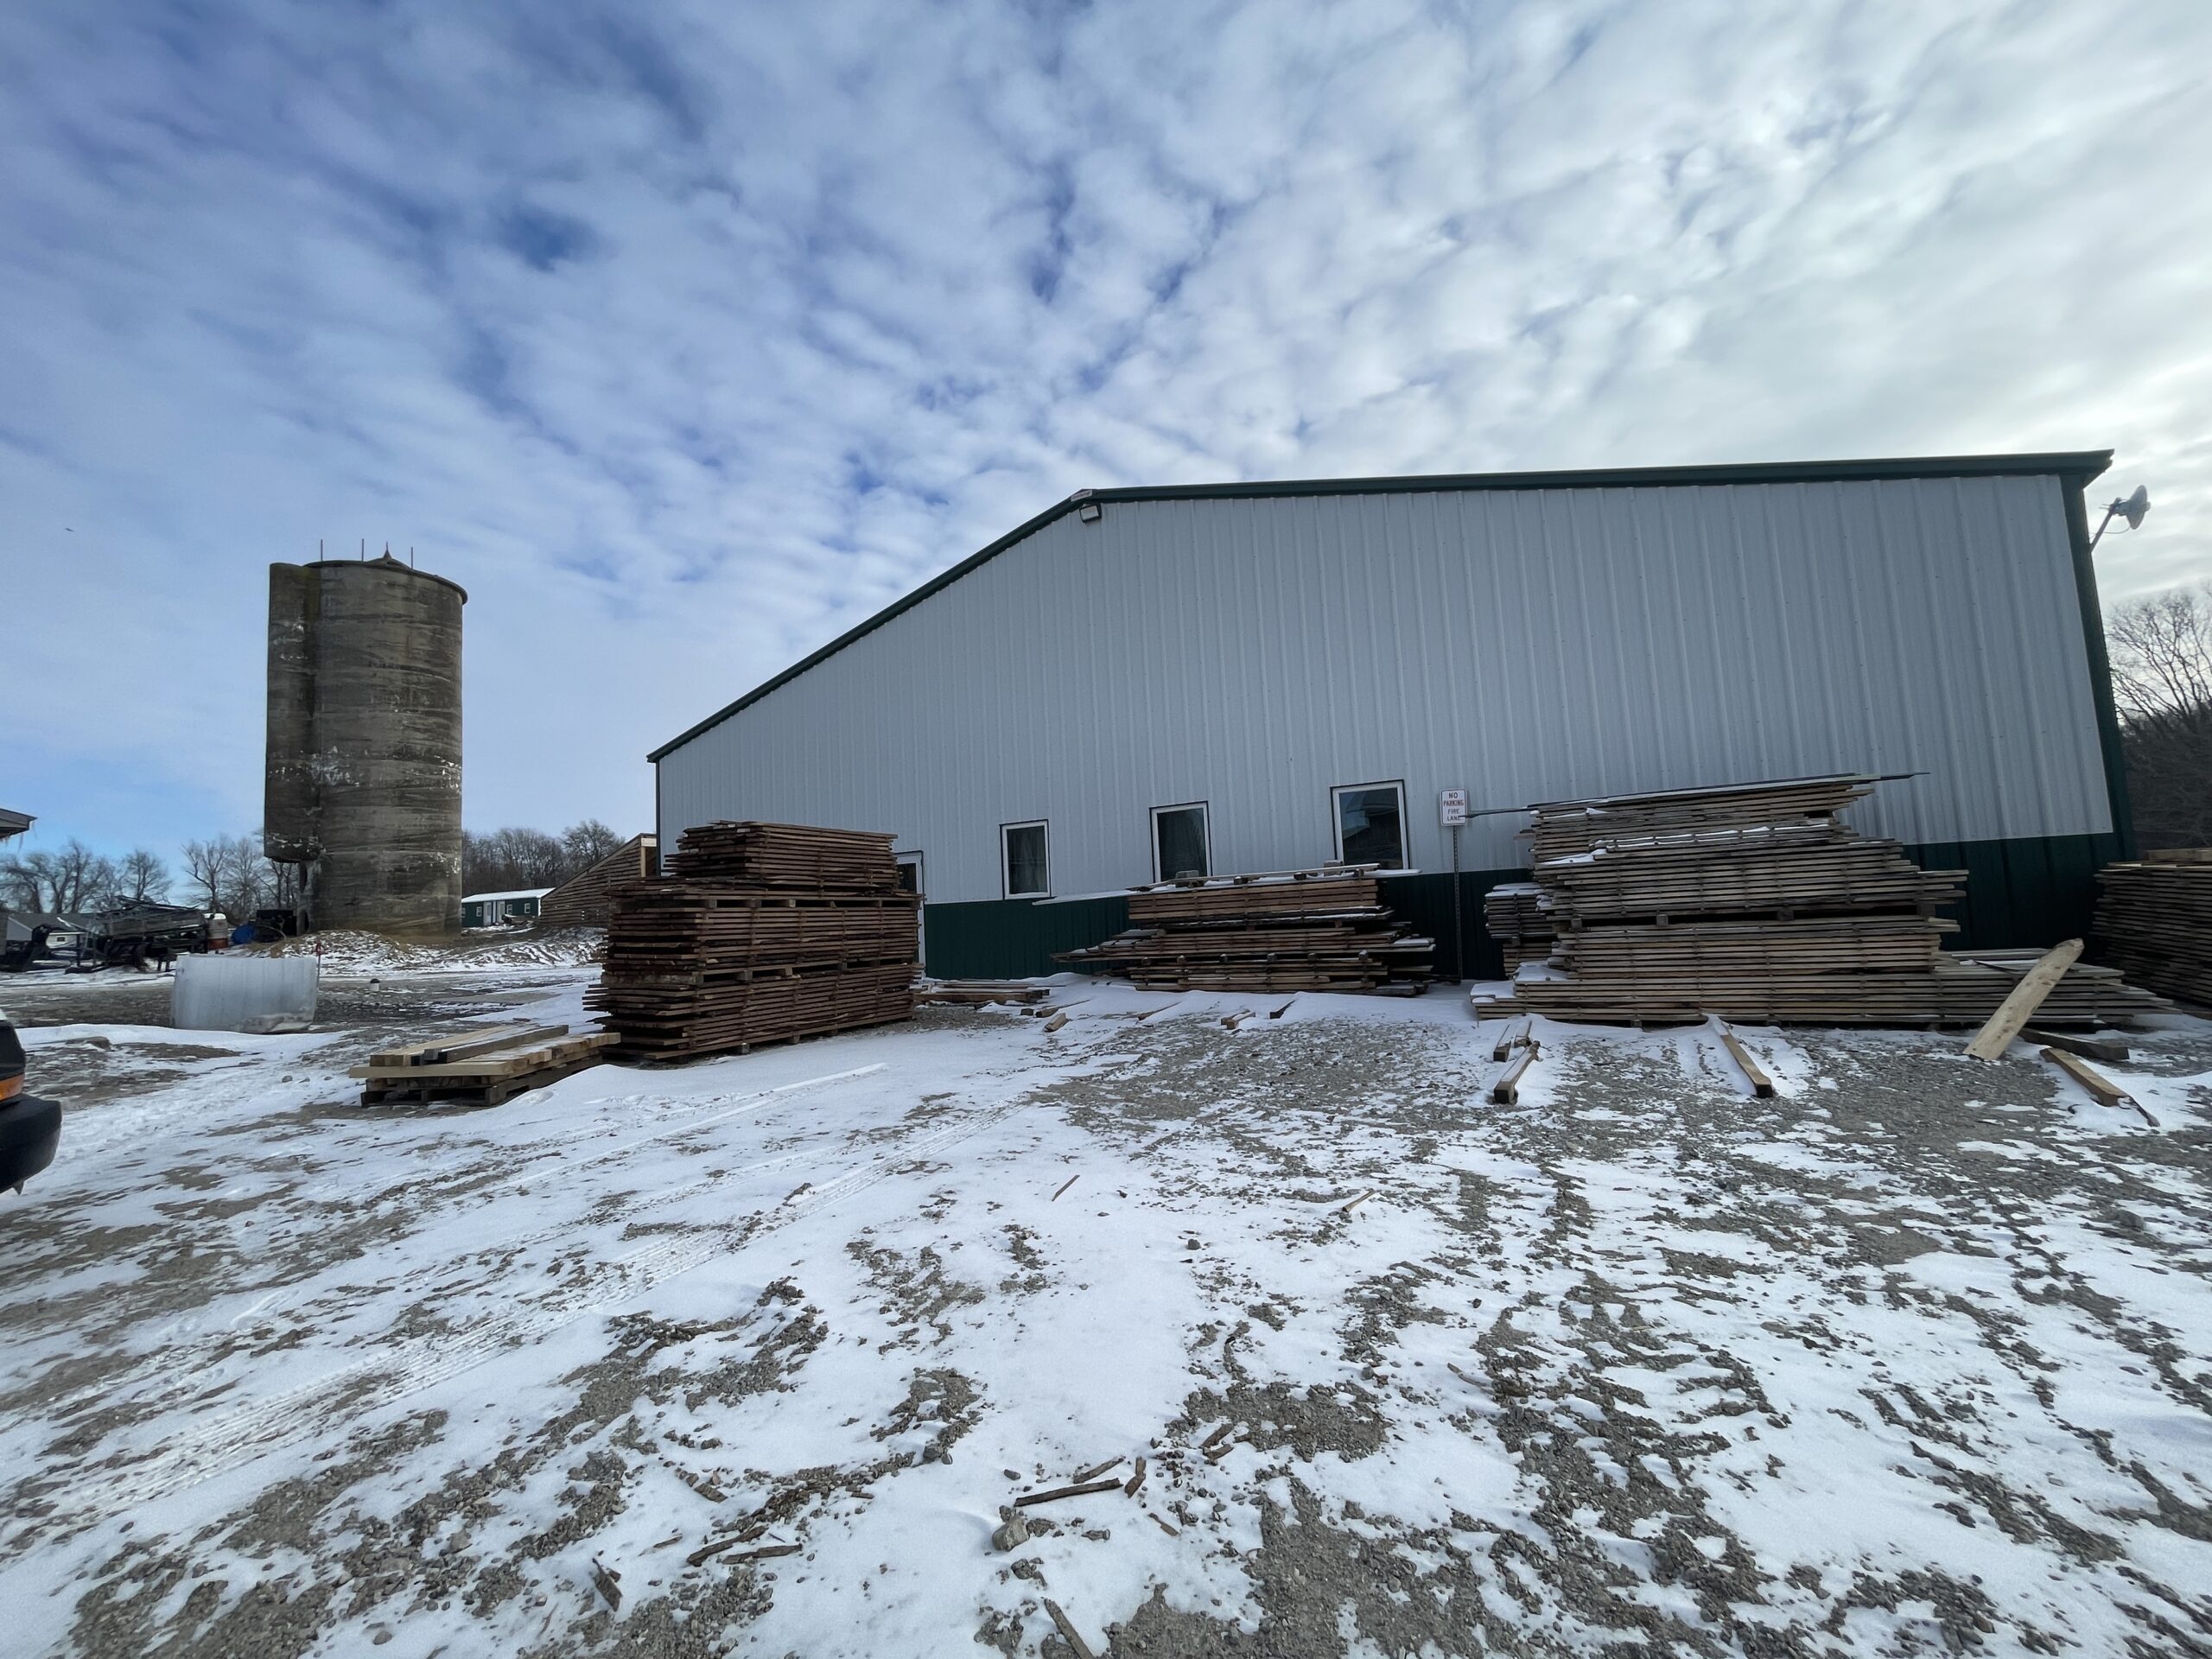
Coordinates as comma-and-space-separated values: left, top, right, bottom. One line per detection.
4, 0, 2208, 869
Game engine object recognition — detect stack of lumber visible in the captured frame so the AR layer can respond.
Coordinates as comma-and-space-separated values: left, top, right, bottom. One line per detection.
2095, 851, 2212, 1005
590, 822, 918, 1060
916, 981, 1052, 1007
664, 822, 904, 890
351, 1022, 616, 1106
1527, 775, 1876, 859
1477, 776, 2166, 1028
1484, 882, 1553, 973
1056, 866, 1432, 993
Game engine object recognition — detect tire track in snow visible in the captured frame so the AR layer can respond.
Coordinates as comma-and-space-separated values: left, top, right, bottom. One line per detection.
7, 1093, 1029, 1548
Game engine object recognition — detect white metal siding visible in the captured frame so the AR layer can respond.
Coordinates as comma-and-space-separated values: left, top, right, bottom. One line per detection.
658, 474, 2111, 903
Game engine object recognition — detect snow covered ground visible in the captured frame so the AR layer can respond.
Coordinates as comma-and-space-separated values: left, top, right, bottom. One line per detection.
3, 969, 2211, 1657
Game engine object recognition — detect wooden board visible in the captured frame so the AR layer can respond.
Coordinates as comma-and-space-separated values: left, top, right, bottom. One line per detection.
1965, 938, 2082, 1060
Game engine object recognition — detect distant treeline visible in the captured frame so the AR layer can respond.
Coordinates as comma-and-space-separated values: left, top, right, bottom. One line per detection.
463, 821, 626, 895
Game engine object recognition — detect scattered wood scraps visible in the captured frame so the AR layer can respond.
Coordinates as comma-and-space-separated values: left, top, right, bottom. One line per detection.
2042, 1046, 2158, 1127
588, 1557, 622, 1611
1014, 1478, 1123, 1508
1044, 1598, 1098, 1659
2022, 1026, 2129, 1064
1123, 1456, 1147, 1497
1052, 1173, 1080, 1202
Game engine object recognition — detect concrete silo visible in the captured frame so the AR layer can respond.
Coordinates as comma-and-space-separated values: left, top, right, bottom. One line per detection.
264, 555, 466, 933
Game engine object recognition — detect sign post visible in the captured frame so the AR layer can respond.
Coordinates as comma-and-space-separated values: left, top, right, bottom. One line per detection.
1440, 791, 1468, 982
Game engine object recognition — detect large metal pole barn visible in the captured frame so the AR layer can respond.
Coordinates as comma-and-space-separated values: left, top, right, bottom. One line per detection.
651, 453, 2130, 981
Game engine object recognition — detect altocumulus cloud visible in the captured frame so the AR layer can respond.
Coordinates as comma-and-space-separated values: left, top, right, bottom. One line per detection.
3, 0, 2208, 859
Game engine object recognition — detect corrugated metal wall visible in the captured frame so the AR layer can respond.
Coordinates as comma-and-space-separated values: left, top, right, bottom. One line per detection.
658, 474, 2111, 904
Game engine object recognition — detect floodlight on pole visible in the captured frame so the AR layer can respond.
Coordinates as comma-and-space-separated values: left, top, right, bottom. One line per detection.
2089, 484, 2150, 550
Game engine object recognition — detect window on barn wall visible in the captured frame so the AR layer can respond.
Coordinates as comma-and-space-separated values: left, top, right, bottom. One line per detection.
1151, 802, 1211, 881
1001, 821, 1050, 899
1332, 781, 1407, 868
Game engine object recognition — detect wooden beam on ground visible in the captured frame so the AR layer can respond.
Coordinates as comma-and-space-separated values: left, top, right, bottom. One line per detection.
1965, 938, 2083, 1061
1491, 1041, 1540, 1105
1014, 1478, 1122, 1508
2021, 1026, 2129, 1064
1713, 1022, 1775, 1098
1491, 1018, 1528, 1063
2041, 1046, 2157, 1125
1043, 1599, 1097, 1659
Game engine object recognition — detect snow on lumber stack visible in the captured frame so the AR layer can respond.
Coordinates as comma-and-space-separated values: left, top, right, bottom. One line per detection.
2094, 854, 2212, 1006
591, 822, 918, 1060
1055, 865, 1432, 993
1475, 775, 2166, 1028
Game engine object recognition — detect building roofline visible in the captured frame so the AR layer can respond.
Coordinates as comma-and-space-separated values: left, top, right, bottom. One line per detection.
648, 449, 2114, 763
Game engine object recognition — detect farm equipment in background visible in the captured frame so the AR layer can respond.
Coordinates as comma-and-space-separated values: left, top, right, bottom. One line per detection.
72, 902, 216, 969
2, 912, 59, 973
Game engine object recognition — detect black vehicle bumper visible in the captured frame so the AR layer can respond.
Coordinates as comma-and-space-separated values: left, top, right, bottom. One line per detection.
0, 1093, 61, 1191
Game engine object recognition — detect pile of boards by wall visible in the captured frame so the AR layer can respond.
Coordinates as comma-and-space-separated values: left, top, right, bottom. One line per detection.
1483, 883, 1553, 974
1056, 865, 1432, 993
1477, 775, 2165, 1028
590, 823, 918, 1060
2095, 852, 2212, 1006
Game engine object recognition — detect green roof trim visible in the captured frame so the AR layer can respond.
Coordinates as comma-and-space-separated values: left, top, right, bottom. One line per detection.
648, 449, 2114, 763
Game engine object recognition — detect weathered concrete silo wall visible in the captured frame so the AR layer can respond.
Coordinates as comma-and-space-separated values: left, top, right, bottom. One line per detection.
264, 563, 320, 863
264, 555, 466, 934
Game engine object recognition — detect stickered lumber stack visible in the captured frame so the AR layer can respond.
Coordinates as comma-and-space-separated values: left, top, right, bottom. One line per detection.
2095, 853, 2212, 1006
1484, 882, 1553, 974
1055, 866, 1433, 993
1478, 776, 2165, 1028
591, 822, 918, 1060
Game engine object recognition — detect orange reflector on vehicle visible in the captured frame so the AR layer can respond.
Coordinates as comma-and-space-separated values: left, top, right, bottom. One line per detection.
0, 1075, 20, 1103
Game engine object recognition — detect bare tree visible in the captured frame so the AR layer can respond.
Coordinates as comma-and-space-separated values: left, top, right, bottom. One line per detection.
183, 835, 268, 918
119, 849, 171, 903
219, 835, 270, 919
0, 839, 119, 913
562, 819, 624, 871
464, 826, 568, 893
182, 839, 228, 912
2107, 582, 2212, 850
0, 852, 47, 911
